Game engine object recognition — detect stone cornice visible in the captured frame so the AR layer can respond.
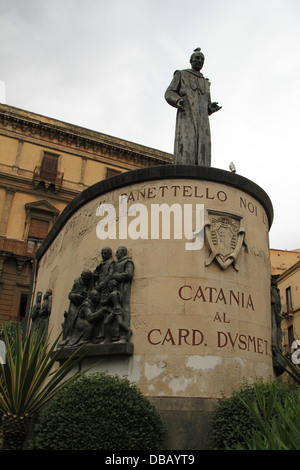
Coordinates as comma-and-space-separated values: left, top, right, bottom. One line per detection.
0, 103, 172, 167
278, 260, 300, 282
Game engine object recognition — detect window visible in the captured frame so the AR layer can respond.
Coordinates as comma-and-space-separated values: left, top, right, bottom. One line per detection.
24, 201, 59, 252
11, 288, 29, 320
286, 286, 293, 311
288, 325, 294, 349
33, 151, 63, 192
28, 218, 49, 240
106, 168, 122, 178
40, 152, 59, 182
18, 294, 28, 319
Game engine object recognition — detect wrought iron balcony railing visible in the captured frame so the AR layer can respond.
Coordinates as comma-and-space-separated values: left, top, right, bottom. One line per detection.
281, 303, 294, 317
33, 166, 64, 191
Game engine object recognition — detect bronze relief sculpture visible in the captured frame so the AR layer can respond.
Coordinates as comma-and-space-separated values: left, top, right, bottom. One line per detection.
59, 246, 134, 347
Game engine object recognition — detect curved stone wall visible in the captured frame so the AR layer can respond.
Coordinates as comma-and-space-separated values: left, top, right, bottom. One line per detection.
31, 165, 274, 400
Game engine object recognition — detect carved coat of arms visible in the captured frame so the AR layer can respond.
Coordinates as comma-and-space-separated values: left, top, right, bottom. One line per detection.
204, 210, 246, 270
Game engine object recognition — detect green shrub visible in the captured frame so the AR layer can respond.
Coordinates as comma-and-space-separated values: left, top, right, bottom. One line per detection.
28, 372, 167, 450
208, 379, 293, 450
232, 383, 300, 450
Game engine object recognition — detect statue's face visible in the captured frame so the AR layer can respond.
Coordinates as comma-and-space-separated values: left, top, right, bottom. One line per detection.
190, 52, 205, 71
101, 248, 111, 261
90, 291, 100, 304
116, 247, 126, 260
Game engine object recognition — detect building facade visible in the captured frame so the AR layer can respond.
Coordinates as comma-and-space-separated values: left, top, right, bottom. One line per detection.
0, 103, 172, 322
278, 260, 300, 357
270, 248, 300, 277
270, 248, 300, 357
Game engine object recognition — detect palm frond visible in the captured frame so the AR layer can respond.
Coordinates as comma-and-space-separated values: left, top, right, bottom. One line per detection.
0, 323, 85, 418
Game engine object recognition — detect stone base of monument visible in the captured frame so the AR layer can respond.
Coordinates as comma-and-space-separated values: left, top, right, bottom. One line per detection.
55, 342, 134, 361
28, 165, 274, 450
148, 396, 217, 450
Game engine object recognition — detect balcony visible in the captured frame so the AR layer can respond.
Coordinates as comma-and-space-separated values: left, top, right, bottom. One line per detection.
0, 237, 39, 258
281, 303, 294, 318
33, 166, 64, 192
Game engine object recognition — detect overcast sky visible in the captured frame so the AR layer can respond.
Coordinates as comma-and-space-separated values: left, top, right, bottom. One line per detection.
1, 0, 299, 251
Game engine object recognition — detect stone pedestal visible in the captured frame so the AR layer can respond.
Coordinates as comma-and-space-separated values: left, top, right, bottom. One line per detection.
29, 165, 274, 449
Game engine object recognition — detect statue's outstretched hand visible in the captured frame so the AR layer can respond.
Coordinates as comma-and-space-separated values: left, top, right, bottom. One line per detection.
209, 102, 222, 113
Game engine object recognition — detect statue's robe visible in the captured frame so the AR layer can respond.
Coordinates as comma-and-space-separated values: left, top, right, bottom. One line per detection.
165, 69, 213, 166
61, 278, 91, 343
94, 258, 115, 297
112, 256, 134, 328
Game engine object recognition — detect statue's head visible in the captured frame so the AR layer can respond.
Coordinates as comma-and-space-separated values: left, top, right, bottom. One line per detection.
101, 246, 112, 261
271, 276, 277, 287
190, 47, 205, 72
116, 246, 127, 260
89, 289, 100, 304
44, 289, 52, 298
81, 269, 92, 284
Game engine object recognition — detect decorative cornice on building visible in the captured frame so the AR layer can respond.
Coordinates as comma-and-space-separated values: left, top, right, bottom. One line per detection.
0, 103, 173, 167
24, 200, 60, 216
278, 259, 300, 282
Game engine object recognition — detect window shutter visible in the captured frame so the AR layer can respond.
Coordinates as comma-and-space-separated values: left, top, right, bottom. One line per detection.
28, 218, 49, 239
42, 152, 58, 170
40, 152, 59, 181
